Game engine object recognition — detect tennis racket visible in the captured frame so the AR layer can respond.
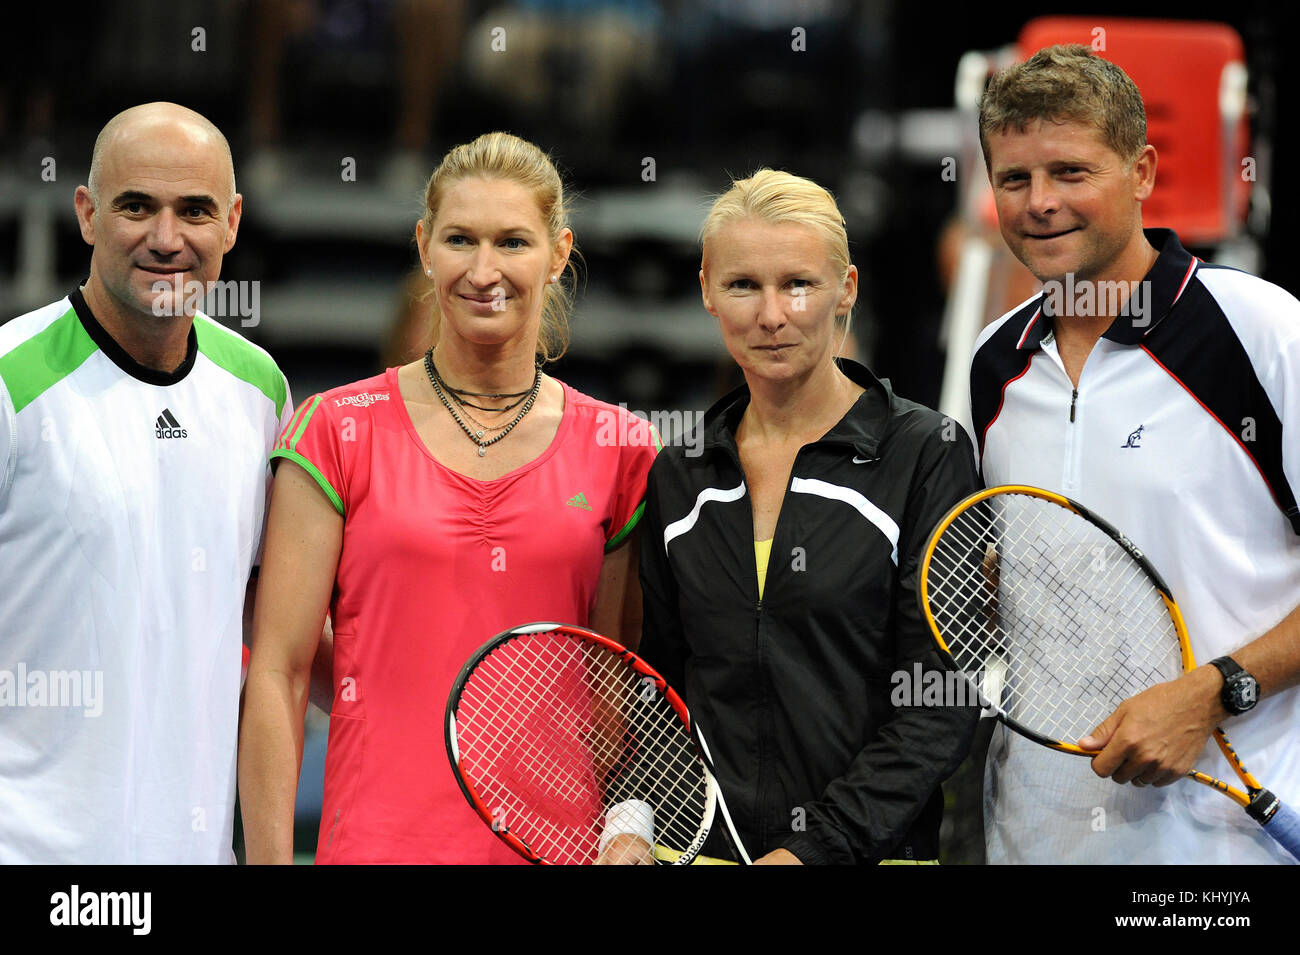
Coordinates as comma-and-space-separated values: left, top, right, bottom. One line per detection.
918, 484, 1300, 862
445, 621, 751, 865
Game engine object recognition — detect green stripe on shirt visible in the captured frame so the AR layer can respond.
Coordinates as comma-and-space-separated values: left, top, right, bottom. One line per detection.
605, 500, 645, 552
0, 306, 98, 414
285, 394, 324, 452
194, 316, 287, 416
269, 447, 345, 515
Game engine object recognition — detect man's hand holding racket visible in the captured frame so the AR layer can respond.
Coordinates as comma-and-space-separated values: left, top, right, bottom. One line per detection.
918, 485, 1300, 861
1079, 665, 1226, 787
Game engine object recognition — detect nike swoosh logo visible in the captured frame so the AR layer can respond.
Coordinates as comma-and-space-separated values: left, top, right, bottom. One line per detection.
852, 455, 875, 465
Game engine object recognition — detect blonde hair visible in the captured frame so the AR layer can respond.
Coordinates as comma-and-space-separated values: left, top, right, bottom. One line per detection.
701, 168, 855, 337
419, 132, 577, 363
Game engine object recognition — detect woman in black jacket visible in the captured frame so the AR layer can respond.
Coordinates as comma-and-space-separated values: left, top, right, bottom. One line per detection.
635, 169, 982, 864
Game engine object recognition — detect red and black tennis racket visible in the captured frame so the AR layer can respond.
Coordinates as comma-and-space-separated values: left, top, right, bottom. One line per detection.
445, 622, 750, 865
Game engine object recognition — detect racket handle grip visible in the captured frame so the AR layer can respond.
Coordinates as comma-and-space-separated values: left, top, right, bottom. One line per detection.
1246, 787, 1283, 824
1247, 789, 1300, 862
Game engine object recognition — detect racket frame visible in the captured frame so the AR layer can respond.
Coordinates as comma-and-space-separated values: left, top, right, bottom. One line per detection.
445, 621, 748, 865
917, 485, 1272, 815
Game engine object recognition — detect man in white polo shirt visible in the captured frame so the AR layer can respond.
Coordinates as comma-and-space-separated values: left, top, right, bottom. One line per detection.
0, 103, 291, 862
970, 45, 1300, 863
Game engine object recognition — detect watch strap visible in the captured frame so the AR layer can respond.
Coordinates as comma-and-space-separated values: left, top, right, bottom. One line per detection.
1208, 656, 1244, 682
1209, 655, 1258, 715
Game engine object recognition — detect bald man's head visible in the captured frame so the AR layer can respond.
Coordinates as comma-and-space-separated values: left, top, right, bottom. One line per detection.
73, 102, 244, 330
87, 103, 236, 209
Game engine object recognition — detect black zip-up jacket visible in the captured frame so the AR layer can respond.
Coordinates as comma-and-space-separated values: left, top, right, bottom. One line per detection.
639, 359, 982, 864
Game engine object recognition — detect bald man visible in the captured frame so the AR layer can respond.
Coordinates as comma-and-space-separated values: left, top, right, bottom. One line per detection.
0, 103, 292, 863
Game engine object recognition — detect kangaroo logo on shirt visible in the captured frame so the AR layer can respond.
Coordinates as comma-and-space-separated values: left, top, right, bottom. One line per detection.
1120, 424, 1144, 449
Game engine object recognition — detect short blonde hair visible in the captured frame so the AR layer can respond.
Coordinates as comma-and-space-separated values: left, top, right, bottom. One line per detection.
701, 168, 850, 279
700, 168, 854, 327
419, 132, 577, 363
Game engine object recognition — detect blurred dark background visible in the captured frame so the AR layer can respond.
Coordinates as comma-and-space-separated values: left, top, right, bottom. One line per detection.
2, 0, 1288, 862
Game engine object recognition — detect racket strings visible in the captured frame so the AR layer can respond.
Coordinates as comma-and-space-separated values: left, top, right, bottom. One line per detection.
926, 494, 1183, 742
454, 633, 709, 864
458, 658, 604, 852
938, 511, 1169, 727
461, 651, 645, 858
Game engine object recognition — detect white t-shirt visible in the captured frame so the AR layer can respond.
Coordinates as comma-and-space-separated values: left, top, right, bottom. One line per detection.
0, 291, 292, 863
969, 230, 1300, 864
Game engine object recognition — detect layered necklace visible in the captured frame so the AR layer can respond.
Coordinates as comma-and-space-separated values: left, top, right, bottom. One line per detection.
424, 348, 542, 457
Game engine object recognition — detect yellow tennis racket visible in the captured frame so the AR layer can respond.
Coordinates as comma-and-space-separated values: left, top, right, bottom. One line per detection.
917, 485, 1300, 861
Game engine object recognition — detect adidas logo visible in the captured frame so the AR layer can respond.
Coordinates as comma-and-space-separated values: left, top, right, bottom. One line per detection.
155, 408, 188, 439
566, 492, 593, 511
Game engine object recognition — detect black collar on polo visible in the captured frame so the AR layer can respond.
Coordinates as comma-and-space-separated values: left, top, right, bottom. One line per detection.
1016, 228, 1199, 351
71, 284, 198, 385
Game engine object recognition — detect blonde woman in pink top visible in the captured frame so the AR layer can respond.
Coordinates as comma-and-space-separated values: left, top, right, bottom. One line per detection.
238, 133, 657, 864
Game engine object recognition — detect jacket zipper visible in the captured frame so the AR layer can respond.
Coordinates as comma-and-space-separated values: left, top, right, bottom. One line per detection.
749, 445, 805, 853
717, 441, 772, 845
1063, 382, 1083, 491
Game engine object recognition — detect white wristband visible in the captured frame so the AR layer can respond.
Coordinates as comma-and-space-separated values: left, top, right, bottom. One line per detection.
598, 800, 655, 854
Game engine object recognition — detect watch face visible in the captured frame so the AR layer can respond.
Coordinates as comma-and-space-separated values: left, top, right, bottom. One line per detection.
1227, 674, 1259, 713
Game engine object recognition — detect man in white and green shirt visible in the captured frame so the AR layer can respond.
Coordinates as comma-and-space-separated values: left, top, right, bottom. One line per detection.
0, 103, 291, 863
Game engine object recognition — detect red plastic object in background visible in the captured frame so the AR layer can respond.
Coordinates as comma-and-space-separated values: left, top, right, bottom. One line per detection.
1018, 17, 1251, 245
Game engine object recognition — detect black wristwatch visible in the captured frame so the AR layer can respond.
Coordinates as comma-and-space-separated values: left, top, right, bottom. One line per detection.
1208, 656, 1259, 715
